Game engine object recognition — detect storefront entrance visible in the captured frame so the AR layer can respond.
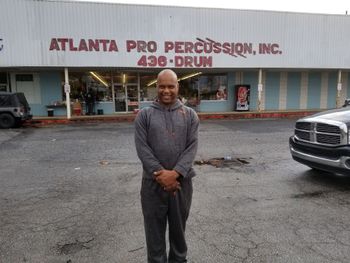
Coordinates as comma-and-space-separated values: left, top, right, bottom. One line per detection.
114, 84, 139, 113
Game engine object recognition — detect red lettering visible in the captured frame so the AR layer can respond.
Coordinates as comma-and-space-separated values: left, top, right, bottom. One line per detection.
88, 39, 100, 51
175, 56, 184, 67
99, 39, 109, 51
147, 41, 157, 53
184, 42, 194, 53
259, 43, 271, 54
271, 43, 279, 54
175, 56, 212, 68
69, 39, 78, 51
127, 40, 137, 52
57, 38, 68, 51
213, 42, 221, 53
137, 55, 147, 66
184, 56, 193, 67
174, 42, 185, 53
50, 38, 120, 52
49, 38, 60, 51
203, 56, 212, 67
164, 41, 174, 52
109, 40, 118, 52
194, 42, 203, 53
137, 40, 147, 52
203, 43, 212, 54
127, 40, 156, 53
222, 42, 231, 54
78, 39, 88, 51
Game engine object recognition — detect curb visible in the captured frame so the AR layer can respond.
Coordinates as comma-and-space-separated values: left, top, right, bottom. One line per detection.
24, 110, 320, 127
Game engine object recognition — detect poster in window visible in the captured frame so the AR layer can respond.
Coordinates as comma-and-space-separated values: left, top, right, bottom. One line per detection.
235, 85, 250, 111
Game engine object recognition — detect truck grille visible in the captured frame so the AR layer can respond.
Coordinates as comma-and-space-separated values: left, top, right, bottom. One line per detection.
316, 123, 340, 134
295, 129, 310, 141
295, 121, 344, 146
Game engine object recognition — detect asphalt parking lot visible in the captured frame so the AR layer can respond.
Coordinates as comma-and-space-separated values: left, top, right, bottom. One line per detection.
1, 119, 350, 263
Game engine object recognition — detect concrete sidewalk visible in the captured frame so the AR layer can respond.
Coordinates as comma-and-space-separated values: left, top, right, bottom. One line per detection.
26, 109, 320, 127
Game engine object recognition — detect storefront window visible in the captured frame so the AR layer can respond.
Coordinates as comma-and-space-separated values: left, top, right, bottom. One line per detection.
140, 74, 158, 102
139, 72, 227, 105
0, 72, 8, 92
63, 71, 113, 102
198, 74, 227, 101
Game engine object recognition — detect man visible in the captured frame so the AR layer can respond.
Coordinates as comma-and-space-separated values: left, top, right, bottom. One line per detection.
134, 69, 199, 263
85, 88, 95, 115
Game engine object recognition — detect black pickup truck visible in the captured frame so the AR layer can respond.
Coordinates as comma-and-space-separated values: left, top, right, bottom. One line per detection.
289, 102, 350, 175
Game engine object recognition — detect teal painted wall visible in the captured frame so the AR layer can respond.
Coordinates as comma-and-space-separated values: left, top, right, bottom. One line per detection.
286, 72, 301, 109
226, 72, 235, 111
95, 102, 114, 114
307, 72, 321, 109
30, 72, 62, 116
242, 71, 258, 110
327, 72, 337, 108
265, 72, 280, 110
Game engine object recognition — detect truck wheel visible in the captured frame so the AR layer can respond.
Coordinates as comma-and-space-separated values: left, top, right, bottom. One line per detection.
0, 113, 16, 129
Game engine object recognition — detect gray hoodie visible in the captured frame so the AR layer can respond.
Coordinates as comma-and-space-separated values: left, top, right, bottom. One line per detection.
134, 100, 199, 179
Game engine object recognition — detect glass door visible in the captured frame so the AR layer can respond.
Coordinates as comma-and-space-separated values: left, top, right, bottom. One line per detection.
126, 85, 139, 112
113, 73, 140, 113
114, 84, 126, 112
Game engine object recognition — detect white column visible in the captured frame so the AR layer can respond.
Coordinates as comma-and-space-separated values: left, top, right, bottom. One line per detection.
257, 69, 263, 112
336, 70, 342, 108
111, 71, 115, 112
64, 68, 71, 119
342, 72, 348, 103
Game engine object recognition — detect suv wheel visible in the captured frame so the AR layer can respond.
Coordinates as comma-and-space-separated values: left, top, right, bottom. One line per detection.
0, 113, 16, 129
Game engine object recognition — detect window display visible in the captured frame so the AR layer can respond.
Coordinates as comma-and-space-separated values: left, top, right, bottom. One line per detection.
198, 75, 227, 101
139, 72, 227, 105
64, 71, 113, 102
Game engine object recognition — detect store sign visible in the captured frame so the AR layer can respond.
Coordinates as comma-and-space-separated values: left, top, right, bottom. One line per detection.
0, 38, 3, 51
49, 38, 118, 52
49, 37, 282, 68
64, 84, 71, 93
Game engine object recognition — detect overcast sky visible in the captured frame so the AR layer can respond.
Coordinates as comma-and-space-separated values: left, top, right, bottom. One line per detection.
73, 0, 350, 15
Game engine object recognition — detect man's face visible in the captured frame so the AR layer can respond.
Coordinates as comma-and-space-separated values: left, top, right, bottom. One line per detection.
157, 71, 179, 105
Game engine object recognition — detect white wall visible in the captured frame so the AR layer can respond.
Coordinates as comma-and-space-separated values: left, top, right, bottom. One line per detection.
1, 0, 350, 69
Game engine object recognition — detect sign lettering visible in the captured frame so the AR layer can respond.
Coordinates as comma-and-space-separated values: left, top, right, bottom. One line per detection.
49, 37, 282, 68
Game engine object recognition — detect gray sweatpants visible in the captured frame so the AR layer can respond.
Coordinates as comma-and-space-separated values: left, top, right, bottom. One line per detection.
141, 177, 193, 263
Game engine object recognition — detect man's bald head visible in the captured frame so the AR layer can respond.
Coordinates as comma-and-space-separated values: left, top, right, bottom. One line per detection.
157, 69, 178, 82
156, 69, 179, 106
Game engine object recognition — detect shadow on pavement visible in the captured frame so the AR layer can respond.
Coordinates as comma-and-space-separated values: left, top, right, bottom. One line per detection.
299, 168, 350, 192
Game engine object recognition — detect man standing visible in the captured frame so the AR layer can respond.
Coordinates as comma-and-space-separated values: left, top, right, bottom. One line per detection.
134, 69, 199, 263
85, 88, 95, 115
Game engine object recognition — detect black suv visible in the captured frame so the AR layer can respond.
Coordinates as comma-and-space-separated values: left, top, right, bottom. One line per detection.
0, 92, 32, 128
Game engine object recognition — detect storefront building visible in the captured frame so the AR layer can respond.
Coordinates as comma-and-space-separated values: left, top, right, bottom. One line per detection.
1, 0, 350, 117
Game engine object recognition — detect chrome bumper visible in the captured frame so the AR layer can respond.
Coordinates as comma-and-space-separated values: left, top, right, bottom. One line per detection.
290, 146, 350, 170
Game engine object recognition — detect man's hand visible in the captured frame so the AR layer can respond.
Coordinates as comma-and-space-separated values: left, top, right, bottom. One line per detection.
154, 170, 181, 194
